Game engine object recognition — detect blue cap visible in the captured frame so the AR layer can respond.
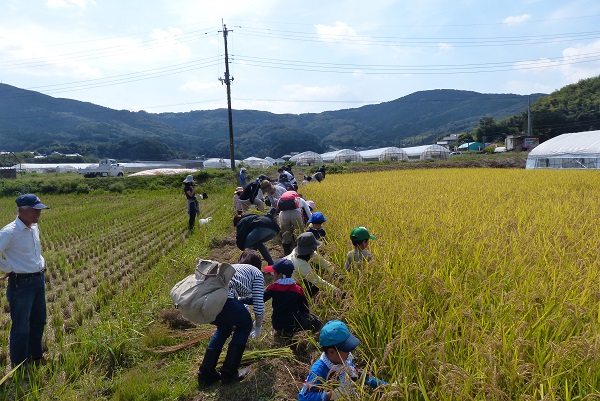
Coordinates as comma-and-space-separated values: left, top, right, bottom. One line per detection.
318, 320, 360, 352
266, 258, 294, 277
307, 212, 326, 224
15, 194, 49, 209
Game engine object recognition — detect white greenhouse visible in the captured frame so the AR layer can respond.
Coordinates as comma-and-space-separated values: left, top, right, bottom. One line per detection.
526, 130, 600, 169
320, 149, 363, 164
242, 157, 273, 169
203, 158, 240, 169
289, 151, 324, 166
403, 145, 451, 161
265, 157, 285, 166
358, 147, 408, 162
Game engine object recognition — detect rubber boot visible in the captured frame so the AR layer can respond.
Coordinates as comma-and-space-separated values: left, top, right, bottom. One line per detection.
220, 344, 249, 385
197, 348, 222, 388
282, 243, 293, 256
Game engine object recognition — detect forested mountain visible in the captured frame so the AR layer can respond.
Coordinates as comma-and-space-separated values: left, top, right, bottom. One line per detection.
0, 83, 545, 160
468, 75, 600, 144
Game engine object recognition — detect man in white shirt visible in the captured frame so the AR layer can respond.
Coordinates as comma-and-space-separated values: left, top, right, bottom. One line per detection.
0, 194, 50, 368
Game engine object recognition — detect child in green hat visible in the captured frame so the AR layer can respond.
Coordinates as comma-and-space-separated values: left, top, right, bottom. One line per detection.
344, 226, 376, 270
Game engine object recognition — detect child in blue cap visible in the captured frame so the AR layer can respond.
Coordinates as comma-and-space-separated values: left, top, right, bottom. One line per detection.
306, 212, 327, 241
298, 320, 386, 400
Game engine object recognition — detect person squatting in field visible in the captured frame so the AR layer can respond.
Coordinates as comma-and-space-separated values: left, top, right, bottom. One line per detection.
234, 210, 280, 266
344, 227, 376, 270
238, 177, 271, 212
298, 320, 387, 401
197, 250, 265, 387
0, 194, 50, 370
262, 180, 286, 210
306, 212, 327, 241
183, 175, 207, 230
244, 258, 322, 343
278, 167, 298, 190
233, 186, 244, 216
278, 191, 312, 256
285, 232, 340, 298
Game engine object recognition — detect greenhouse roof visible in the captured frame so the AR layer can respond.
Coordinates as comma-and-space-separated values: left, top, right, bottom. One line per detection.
528, 130, 600, 156
320, 149, 360, 158
402, 144, 450, 156
358, 147, 406, 158
290, 151, 322, 161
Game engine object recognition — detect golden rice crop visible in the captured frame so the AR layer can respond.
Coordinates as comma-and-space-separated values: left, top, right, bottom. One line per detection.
300, 168, 600, 400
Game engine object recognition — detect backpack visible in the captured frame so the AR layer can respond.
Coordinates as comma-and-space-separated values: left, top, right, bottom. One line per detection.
170, 259, 236, 324
277, 191, 300, 211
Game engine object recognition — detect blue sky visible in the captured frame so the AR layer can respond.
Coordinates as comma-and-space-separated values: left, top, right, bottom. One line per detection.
1, 0, 599, 114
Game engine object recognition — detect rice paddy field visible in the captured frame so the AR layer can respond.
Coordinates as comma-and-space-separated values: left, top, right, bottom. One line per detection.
300, 168, 600, 401
0, 167, 599, 400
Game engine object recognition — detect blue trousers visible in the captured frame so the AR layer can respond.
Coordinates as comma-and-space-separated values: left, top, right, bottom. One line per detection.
243, 227, 277, 265
208, 298, 252, 351
7, 274, 47, 367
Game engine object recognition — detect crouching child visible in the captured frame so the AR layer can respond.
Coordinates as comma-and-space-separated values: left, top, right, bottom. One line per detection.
344, 226, 375, 270
298, 320, 387, 401
243, 258, 322, 344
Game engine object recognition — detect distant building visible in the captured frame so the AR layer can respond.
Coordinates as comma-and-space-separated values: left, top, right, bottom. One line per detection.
506, 135, 539, 151
437, 134, 458, 149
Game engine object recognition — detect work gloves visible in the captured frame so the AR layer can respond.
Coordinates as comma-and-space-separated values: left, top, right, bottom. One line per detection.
251, 313, 264, 339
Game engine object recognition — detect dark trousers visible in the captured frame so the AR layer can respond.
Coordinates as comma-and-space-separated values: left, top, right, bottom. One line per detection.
299, 279, 320, 298
243, 227, 277, 265
278, 313, 322, 337
208, 298, 253, 351
7, 273, 46, 367
187, 199, 199, 230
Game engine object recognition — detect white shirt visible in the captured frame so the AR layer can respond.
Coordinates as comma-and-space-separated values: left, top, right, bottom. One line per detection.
0, 217, 45, 274
297, 198, 313, 219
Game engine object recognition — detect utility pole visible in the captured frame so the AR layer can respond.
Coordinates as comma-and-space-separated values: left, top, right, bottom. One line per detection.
219, 22, 236, 171
527, 96, 532, 136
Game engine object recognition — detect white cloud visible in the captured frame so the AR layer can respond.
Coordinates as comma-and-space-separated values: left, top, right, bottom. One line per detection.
283, 83, 347, 100
149, 28, 192, 58
46, 0, 95, 9
514, 57, 561, 72
560, 39, 600, 81
163, 0, 278, 25
502, 14, 531, 25
508, 39, 600, 95
514, 40, 600, 78
314, 22, 371, 48
504, 79, 555, 95
438, 43, 454, 50
179, 80, 221, 92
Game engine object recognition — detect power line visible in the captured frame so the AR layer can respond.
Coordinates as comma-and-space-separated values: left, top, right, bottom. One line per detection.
0, 29, 221, 71
233, 52, 600, 75
237, 26, 600, 48
228, 13, 600, 29
0, 17, 598, 112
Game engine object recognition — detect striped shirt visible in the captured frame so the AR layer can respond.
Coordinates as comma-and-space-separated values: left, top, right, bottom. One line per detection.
228, 263, 265, 316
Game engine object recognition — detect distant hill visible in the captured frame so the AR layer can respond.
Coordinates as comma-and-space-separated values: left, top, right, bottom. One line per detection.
464, 75, 600, 144
0, 83, 544, 160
